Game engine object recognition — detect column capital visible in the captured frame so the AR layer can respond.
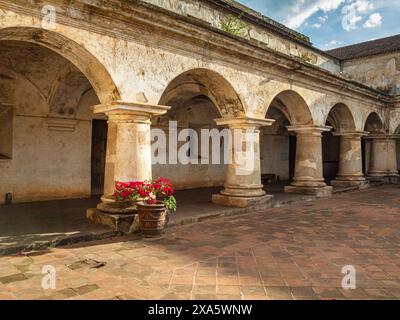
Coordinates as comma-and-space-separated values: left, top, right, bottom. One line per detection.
215, 116, 275, 129
286, 125, 332, 136
92, 101, 170, 123
333, 131, 369, 138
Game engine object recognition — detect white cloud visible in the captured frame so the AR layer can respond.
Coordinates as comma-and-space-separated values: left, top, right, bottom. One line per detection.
284, 0, 344, 29
353, 0, 374, 12
318, 14, 328, 23
270, 0, 379, 31
363, 13, 382, 28
323, 40, 341, 49
342, 6, 362, 31
341, 0, 375, 31
311, 14, 328, 28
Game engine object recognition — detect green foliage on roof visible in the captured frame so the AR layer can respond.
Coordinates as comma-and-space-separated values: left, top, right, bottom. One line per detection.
220, 13, 250, 37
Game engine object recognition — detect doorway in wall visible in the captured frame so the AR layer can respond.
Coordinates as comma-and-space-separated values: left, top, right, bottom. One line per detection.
91, 119, 108, 196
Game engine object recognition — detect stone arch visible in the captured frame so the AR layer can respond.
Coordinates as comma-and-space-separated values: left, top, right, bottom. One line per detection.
49, 67, 93, 118
364, 112, 385, 133
266, 90, 313, 125
325, 103, 356, 132
261, 90, 313, 186
158, 68, 245, 118
0, 27, 120, 104
0, 61, 48, 115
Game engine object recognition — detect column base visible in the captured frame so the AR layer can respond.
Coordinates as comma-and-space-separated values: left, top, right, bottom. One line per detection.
367, 173, 400, 184
212, 193, 274, 208
387, 174, 400, 184
331, 179, 370, 190
220, 185, 266, 198
284, 185, 333, 198
87, 208, 139, 234
87, 196, 139, 234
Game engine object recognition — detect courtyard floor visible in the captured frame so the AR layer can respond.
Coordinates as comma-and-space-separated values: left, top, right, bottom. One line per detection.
0, 185, 399, 300
0, 184, 313, 255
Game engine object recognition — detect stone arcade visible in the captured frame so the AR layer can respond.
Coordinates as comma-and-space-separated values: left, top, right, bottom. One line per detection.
1, 0, 400, 217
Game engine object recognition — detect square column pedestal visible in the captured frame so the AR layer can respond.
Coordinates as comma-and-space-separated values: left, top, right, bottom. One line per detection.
211, 116, 275, 208
284, 125, 333, 198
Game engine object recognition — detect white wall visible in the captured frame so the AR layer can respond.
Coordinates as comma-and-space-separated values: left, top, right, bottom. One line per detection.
260, 133, 290, 181
0, 116, 92, 203
342, 53, 400, 95
0, 42, 98, 204
152, 97, 227, 189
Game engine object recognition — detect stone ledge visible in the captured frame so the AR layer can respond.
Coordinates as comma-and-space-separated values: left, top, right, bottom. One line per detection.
211, 194, 274, 208
87, 208, 139, 234
388, 176, 400, 184
96, 202, 137, 215
367, 175, 400, 184
331, 179, 370, 190
284, 185, 333, 198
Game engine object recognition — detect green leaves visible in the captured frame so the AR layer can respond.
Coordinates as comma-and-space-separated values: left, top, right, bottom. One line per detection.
220, 14, 249, 37
163, 195, 177, 212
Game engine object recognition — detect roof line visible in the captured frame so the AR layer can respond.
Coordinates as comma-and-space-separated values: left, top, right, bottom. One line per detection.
327, 34, 400, 60
205, 0, 311, 43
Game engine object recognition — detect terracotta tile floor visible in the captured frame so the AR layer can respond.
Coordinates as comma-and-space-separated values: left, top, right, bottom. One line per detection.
1, 185, 400, 300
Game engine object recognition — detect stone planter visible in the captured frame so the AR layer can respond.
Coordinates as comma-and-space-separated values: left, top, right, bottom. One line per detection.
97, 197, 138, 215
87, 198, 139, 234
137, 201, 169, 237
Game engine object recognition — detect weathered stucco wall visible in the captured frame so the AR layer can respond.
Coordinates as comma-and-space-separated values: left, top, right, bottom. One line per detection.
0, 0, 395, 204
0, 1, 384, 122
152, 97, 226, 189
0, 42, 99, 204
260, 134, 290, 181
143, 0, 341, 74
0, 117, 92, 203
342, 53, 400, 95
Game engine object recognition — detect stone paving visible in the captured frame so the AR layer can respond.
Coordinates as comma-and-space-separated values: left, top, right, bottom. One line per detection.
0, 185, 313, 255
0, 185, 400, 300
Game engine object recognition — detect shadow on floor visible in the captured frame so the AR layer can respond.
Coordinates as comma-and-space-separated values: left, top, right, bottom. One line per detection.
0, 183, 314, 255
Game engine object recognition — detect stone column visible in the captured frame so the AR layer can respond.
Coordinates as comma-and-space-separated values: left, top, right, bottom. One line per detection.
284, 125, 333, 197
93, 101, 170, 200
331, 131, 370, 189
367, 134, 400, 183
212, 116, 275, 208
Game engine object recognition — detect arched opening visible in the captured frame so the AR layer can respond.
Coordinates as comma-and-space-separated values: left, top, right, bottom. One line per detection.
0, 27, 120, 104
0, 35, 118, 204
362, 112, 384, 175
153, 69, 245, 193
261, 90, 313, 192
322, 103, 356, 183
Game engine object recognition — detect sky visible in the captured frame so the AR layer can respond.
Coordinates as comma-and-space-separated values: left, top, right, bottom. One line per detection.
237, 0, 400, 50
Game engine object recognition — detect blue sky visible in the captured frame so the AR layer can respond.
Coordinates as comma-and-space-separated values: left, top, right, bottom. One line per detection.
237, 0, 400, 50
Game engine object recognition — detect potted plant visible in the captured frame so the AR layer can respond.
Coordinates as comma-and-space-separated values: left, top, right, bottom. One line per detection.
108, 181, 141, 208
136, 177, 176, 238
97, 181, 143, 215
112, 178, 176, 237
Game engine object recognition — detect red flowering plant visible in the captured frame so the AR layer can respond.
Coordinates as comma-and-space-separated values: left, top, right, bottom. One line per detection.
113, 177, 176, 211
152, 177, 177, 211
